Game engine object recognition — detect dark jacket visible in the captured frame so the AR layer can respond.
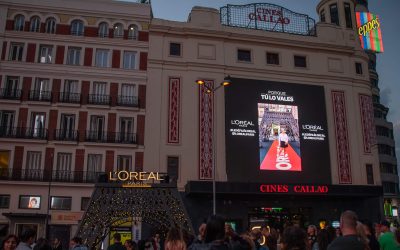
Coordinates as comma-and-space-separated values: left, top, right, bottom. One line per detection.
107, 242, 126, 250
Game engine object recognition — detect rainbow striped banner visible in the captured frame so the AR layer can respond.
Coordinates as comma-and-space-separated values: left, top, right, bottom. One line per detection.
356, 12, 384, 53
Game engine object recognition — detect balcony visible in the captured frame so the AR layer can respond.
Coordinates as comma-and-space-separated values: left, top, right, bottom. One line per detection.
0, 127, 48, 140
28, 90, 52, 102
85, 130, 137, 144
117, 96, 139, 107
88, 94, 111, 105
0, 88, 22, 100
59, 92, 81, 104
0, 168, 103, 183
54, 129, 79, 142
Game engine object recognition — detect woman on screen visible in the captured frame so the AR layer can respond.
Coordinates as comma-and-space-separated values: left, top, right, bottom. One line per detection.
278, 128, 289, 156
28, 198, 39, 208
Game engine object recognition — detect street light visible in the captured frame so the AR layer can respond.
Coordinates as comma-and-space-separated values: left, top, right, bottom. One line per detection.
195, 75, 231, 215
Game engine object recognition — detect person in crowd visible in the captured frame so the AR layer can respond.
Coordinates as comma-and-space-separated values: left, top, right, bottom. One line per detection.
164, 227, 186, 250
33, 238, 51, 250
378, 220, 400, 250
16, 229, 36, 250
182, 229, 195, 248
355, 221, 370, 249
195, 223, 206, 244
51, 238, 62, 250
312, 229, 330, 250
124, 240, 137, 250
189, 215, 230, 250
307, 225, 318, 248
250, 228, 265, 250
69, 237, 87, 250
278, 128, 289, 156
107, 233, 126, 250
362, 221, 379, 250
327, 210, 366, 250
265, 227, 278, 250
374, 223, 382, 239
280, 226, 307, 250
1, 235, 18, 250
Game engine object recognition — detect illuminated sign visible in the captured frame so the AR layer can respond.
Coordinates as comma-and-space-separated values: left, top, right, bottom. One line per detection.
356, 12, 384, 53
259, 184, 329, 194
108, 171, 164, 188
220, 3, 316, 36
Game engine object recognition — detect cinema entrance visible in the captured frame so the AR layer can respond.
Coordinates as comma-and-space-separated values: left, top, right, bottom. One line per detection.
248, 207, 312, 230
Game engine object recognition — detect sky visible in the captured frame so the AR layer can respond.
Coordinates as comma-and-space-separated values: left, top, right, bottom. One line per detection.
150, 0, 400, 163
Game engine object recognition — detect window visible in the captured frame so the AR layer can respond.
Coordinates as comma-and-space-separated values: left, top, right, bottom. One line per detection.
320, 9, 326, 23
344, 3, 353, 28
71, 20, 84, 36
380, 163, 398, 175
355, 62, 363, 75
38, 45, 53, 63
95, 49, 109, 67
98, 22, 108, 38
0, 195, 10, 208
0, 111, 15, 135
31, 113, 46, 138
45, 18, 56, 34
266, 52, 280, 65
81, 197, 90, 211
113, 23, 123, 38
169, 43, 181, 56
383, 182, 399, 194
119, 84, 137, 106
119, 117, 134, 143
31, 78, 50, 101
294, 55, 307, 68
30, 16, 40, 32
14, 15, 25, 31
378, 144, 395, 156
89, 116, 105, 140
50, 196, 72, 210
9, 43, 24, 61
87, 154, 102, 181
123, 51, 137, 69
55, 153, 72, 181
128, 25, 138, 40
25, 151, 42, 173
237, 49, 251, 62
4, 76, 20, 98
59, 114, 75, 140
330, 4, 339, 25
366, 164, 374, 185
66, 47, 81, 65
167, 156, 179, 183
117, 155, 131, 171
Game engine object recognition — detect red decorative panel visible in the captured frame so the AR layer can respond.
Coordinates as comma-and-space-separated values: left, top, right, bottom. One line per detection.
135, 152, 144, 171
17, 108, 28, 127
138, 31, 149, 42
199, 80, 214, 180
55, 45, 65, 64
139, 52, 147, 71
81, 81, 90, 105
26, 43, 36, 63
167, 78, 180, 144
84, 48, 93, 66
75, 149, 85, 172
137, 115, 145, 145
48, 109, 58, 141
359, 94, 376, 153
112, 50, 120, 68
78, 111, 88, 142
108, 113, 116, 133
105, 150, 114, 173
56, 24, 70, 35
110, 82, 118, 106
84, 27, 97, 37
1, 41, 7, 60
52, 79, 61, 103
332, 91, 352, 184
22, 77, 32, 101
44, 147, 55, 172
5, 20, 14, 30
138, 85, 146, 109
12, 146, 24, 179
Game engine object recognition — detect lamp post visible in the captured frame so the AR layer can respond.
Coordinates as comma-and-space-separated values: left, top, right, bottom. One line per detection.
196, 76, 231, 215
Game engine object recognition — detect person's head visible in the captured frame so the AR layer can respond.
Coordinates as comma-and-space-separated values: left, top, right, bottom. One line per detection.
2, 235, 18, 250
70, 237, 83, 248
307, 225, 317, 236
250, 228, 262, 242
205, 215, 225, 243
113, 233, 122, 243
29, 198, 37, 207
361, 220, 375, 237
53, 238, 60, 246
33, 238, 51, 250
339, 210, 358, 235
20, 228, 36, 245
124, 240, 137, 250
166, 227, 183, 243
280, 226, 307, 250
281, 128, 285, 134
198, 223, 206, 240
380, 220, 391, 233
154, 234, 160, 242
316, 229, 330, 250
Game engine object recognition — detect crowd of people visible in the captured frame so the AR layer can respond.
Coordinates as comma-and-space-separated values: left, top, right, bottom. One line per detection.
2, 210, 400, 250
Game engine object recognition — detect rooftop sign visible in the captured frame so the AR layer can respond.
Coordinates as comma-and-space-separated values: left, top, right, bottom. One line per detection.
220, 3, 316, 36
356, 12, 384, 53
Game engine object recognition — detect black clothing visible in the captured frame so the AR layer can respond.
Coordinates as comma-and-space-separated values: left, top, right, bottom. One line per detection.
367, 235, 380, 250
327, 235, 365, 250
107, 242, 126, 250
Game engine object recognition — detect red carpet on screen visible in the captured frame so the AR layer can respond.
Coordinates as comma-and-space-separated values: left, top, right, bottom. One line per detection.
260, 140, 302, 171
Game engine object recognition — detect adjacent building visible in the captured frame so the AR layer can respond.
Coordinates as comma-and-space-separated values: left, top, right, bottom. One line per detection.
0, 0, 150, 244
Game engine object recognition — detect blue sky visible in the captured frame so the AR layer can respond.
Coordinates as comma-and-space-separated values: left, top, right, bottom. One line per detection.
151, 0, 400, 161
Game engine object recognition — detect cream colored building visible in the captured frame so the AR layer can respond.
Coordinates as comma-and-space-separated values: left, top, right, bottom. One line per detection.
145, 0, 382, 230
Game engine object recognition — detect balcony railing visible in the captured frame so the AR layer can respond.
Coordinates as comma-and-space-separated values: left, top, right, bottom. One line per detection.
0, 168, 104, 183
29, 90, 52, 102
54, 129, 79, 141
117, 96, 139, 107
85, 130, 137, 144
59, 92, 81, 104
88, 94, 111, 105
0, 88, 22, 100
0, 127, 48, 140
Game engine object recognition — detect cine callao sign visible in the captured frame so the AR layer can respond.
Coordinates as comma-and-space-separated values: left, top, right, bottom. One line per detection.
260, 184, 329, 194
356, 12, 384, 53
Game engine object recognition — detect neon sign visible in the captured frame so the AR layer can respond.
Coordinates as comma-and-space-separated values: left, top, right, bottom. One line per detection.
259, 184, 329, 194
356, 12, 384, 53
109, 171, 165, 188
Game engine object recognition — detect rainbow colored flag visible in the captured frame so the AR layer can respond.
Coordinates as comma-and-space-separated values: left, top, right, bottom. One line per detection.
356, 12, 384, 53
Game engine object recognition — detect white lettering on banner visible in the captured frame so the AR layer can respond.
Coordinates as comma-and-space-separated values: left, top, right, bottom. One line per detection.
276, 155, 292, 170
261, 90, 294, 102
231, 120, 255, 128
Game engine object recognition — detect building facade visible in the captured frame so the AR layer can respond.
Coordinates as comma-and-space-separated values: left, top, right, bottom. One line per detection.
0, 0, 150, 244
145, 0, 383, 232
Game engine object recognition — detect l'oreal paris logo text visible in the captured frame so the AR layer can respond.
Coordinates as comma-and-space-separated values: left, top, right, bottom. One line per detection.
231, 120, 255, 127
302, 125, 324, 132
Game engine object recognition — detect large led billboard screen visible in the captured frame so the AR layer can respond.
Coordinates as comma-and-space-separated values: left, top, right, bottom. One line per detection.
225, 78, 331, 184
356, 12, 384, 53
